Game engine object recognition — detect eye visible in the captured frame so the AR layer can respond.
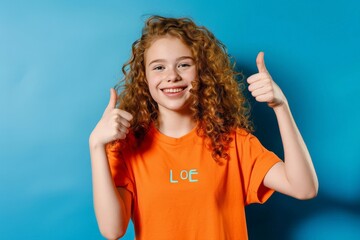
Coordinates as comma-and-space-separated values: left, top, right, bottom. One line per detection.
153, 65, 165, 71
178, 63, 191, 68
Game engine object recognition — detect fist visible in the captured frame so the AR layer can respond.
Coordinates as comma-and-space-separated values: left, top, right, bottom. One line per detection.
90, 88, 133, 146
247, 52, 286, 108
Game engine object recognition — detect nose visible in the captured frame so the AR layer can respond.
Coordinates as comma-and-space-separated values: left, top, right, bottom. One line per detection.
167, 67, 181, 82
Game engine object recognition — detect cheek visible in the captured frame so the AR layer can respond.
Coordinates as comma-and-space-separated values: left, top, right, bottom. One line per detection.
146, 70, 162, 84
147, 77, 161, 93
147, 79, 156, 93
146, 75, 160, 98
184, 68, 198, 82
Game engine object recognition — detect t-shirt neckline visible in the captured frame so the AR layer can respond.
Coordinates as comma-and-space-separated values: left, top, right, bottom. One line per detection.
149, 123, 198, 145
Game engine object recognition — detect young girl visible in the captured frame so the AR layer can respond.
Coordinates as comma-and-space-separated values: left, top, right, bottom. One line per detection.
89, 16, 318, 240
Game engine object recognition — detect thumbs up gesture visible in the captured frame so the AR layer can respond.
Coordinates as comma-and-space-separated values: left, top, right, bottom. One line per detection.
90, 88, 133, 147
247, 52, 287, 108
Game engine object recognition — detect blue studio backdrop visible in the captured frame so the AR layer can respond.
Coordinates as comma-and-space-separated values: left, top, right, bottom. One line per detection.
1, 0, 359, 239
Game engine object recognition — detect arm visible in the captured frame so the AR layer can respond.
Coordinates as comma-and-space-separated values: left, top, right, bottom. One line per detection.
89, 88, 133, 239
247, 52, 318, 199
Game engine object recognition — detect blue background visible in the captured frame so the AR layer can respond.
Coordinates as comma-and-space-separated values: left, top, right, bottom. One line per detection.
1, 0, 359, 239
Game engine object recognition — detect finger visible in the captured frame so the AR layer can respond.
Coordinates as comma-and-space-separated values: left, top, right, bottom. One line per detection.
106, 88, 118, 110
115, 124, 130, 139
256, 52, 268, 73
247, 72, 268, 84
114, 131, 127, 140
115, 116, 131, 128
248, 79, 271, 92
113, 109, 133, 122
250, 86, 272, 98
110, 124, 128, 140
117, 124, 129, 134
255, 93, 273, 103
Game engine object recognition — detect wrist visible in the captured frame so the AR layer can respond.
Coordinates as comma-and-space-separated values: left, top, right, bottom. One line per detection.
273, 100, 290, 114
89, 133, 106, 149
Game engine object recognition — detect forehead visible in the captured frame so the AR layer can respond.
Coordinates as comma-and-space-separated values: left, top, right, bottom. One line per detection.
144, 36, 193, 63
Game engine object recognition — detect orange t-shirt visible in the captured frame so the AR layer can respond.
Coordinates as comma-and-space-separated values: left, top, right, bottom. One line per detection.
106, 125, 281, 240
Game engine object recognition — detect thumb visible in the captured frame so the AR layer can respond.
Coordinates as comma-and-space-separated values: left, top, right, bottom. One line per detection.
106, 88, 118, 110
256, 51, 268, 73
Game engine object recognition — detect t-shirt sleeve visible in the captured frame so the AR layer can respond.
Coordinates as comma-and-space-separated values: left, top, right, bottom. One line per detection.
105, 142, 135, 197
236, 131, 282, 205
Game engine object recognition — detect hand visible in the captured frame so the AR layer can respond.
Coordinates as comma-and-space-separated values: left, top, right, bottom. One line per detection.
247, 52, 287, 108
89, 88, 133, 147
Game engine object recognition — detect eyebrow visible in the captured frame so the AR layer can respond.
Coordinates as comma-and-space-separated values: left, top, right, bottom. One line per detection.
148, 56, 194, 66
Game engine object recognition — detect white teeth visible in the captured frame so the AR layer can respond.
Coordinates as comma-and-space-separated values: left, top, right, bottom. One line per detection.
163, 88, 184, 93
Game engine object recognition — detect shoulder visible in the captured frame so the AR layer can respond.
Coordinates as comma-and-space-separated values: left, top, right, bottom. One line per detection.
235, 128, 251, 136
232, 128, 264, 149
233, 128, 253, 141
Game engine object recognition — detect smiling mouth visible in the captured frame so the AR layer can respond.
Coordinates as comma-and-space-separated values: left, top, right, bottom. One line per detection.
161, 87, 186, 93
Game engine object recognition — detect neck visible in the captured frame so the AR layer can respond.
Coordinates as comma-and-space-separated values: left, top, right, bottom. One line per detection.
157, 108, 196, 138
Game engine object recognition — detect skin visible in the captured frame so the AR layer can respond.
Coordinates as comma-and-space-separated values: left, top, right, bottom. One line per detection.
144, 36, 197, 137
247, 52, 318, 199
89, 37, 318, 239
89, 90, 133, 239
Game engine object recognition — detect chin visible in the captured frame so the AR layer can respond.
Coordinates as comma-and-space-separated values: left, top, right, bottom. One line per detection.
159, 102, 192, 114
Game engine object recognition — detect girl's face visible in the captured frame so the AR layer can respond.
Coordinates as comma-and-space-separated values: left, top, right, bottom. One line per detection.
144, 36, 197, 115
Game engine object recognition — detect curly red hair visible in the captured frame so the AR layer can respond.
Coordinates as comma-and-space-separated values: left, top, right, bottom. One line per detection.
115, 15, 253, 163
